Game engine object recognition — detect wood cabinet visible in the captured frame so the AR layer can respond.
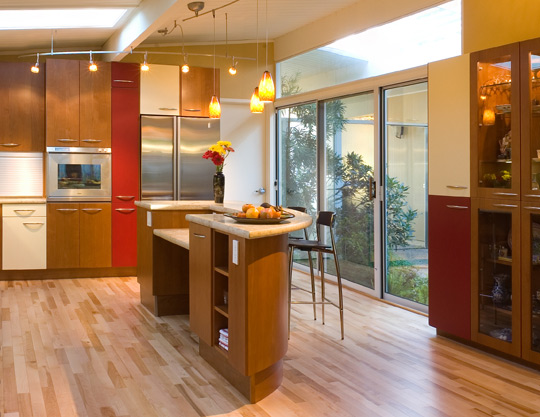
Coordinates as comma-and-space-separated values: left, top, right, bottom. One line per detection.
111, 63, 140, 267
140, 64, 180, 115
2, 204, 46, 270
0, 62, 45, 152
46, 59, 111, 148
47, 203, 111, 269
180, 66, 219, 117
428, 196, 471, 340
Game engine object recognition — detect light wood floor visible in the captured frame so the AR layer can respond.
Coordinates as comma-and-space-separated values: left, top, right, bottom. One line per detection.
2, 274, 540, 417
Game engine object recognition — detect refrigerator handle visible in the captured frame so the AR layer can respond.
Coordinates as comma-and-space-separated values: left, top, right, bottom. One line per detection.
173, 117, 179, 200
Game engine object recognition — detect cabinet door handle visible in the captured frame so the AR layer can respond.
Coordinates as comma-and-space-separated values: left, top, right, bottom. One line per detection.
14, 209, 35, 214
183, 108, 201, 112
57, 139, 78, 143
524, 206, 540, 211
492, 203, 518, 208
493, 192, 518, 196
158, 107, 178, 111
115, 208, 135, 213
113, 79, 134, 83
0, 143, 20, 147
524, 194, 540, 198
81, 139, 102, 143
81, 208, 103, 214
23, 222, 45, 226
446, 205, 469, 210
116, 195, 135, 201
446, 185, 468, 189
193, 233, 206, 238
56, 208, 78, 212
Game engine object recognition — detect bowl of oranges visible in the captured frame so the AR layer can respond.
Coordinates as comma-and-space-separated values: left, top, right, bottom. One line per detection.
225, 203, 295, 224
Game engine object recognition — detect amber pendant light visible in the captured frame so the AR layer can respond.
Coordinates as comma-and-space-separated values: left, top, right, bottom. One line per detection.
209, 9, 221, 119
250, 87, 264, 113
258, 0, 275, 102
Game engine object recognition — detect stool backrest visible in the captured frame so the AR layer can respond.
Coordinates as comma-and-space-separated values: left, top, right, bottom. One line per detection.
316, 211, 337, 249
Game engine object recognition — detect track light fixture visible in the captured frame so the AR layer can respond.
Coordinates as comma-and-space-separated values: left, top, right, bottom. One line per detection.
181, 55, 190, 73
141, 51, 149, 72
88, 51, 97, 72
30, 53, 39, 73
228, 58, 237, 75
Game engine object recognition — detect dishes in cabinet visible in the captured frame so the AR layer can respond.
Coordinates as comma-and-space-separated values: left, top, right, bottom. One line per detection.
495, 104, 511, 113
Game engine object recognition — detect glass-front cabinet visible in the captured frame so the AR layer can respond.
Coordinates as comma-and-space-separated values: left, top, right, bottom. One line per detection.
471, 43, 520, 200
471, 198, 521, 357
522, 202, 540, 362
521, 38, 540, 199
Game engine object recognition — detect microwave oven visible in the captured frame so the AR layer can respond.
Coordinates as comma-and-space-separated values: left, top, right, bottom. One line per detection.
46, 147, 111, 202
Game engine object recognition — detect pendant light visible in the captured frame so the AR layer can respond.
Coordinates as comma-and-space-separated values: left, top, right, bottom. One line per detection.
180, 24, 190, 73
250, 0, 263, 113
30, 53, 40, 73
209, 9, 221, 119
258, 0, 275, 102
225, 14, 237, 76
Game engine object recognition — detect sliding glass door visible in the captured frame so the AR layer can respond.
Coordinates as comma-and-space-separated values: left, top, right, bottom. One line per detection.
382, 82, 429, 310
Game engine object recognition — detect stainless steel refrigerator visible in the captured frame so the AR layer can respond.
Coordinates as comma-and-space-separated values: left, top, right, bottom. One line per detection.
140, 116, 220, 200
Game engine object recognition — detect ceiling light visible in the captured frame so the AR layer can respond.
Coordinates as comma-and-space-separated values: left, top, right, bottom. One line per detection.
228, 60, 237, 75
30, 53, 39, 74
209, 10, 221, 119
141, 52, 149, 72
181, 55, 190, 73
0, 9, 127, 30
89, 51, 98, 72
258, 0, 275, 102
250, 87, 264, 113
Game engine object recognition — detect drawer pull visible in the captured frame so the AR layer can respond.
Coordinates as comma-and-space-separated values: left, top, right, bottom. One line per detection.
56, 208, 77, 212
57, 139, 77, 143
0, 143, 20, 147
116, 195, 135, 201
14, 209, 35, 214
446, 185, 468, 189
115, 208, 135, 213
81, 208, 102, 214
493, 192, 518, 196
113, 79, 134, 83
81, 139, 102, 143
524, 194, 540, 198
193, 233, 206, 238
524, 206, 540, 211
158, 107, 178, 111
446, 205, 468, 210
492, 204, 518, 208
23, 222, 44, 226
183, 108, 201, 112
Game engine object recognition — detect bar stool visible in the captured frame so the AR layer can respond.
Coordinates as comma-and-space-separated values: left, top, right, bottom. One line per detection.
288, 211, 344, 340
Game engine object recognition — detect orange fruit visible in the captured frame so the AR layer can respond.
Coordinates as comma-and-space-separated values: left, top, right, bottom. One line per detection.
246, 207, 260, 219
242, 203, 255, 213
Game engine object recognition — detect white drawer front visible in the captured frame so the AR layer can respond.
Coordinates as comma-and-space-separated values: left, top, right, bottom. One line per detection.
2, 216, 46, 270
2, 204, 47, 217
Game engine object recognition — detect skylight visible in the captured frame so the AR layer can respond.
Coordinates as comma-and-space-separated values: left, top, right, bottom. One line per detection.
0, 9, 128, 30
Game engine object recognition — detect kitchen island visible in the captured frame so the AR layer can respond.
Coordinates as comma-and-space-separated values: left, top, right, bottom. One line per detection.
142, 202, 311, 402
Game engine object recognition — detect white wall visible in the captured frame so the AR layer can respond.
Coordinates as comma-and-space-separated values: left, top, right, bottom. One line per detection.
220, 99, 267, 205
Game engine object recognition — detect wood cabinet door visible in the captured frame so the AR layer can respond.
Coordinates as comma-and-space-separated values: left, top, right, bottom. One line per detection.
0, 62, 45, 152
180, 67, 219, 117
46, 59, 80, 147
112, 203, 137, 267
80, 203, 111, 268
112, 87, 139, 201
80, 61, 111, 148
47, 203, 80, 269
189, 223, 213, 345
428, 195, 471, 339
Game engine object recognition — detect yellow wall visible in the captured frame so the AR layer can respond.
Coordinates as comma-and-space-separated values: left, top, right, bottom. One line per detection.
463, 0, 540, 53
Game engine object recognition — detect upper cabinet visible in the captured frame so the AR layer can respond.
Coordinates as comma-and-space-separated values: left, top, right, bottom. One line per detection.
46, 59, 111, 148
471, 43, 521, 200
140, 64, 180, 115
180, 66, 219, 118
0, 62, 45, 152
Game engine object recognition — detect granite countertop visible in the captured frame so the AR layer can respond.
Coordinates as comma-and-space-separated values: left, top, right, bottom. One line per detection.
154, 228, 190, 249
185, 210, 312, 239
0, 197, 47, 204
135, 200, 242, 213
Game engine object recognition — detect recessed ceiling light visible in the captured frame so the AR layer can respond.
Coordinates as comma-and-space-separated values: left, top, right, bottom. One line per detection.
0, 8, 128, 30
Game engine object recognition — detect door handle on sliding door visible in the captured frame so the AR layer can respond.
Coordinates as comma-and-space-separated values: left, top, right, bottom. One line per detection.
369, 176, 376, 200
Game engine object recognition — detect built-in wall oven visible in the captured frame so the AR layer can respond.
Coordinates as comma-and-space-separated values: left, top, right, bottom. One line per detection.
47, 147, 111, 201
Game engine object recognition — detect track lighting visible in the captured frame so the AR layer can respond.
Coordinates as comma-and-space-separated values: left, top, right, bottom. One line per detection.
141, 52, 149, 72
228, 58, 237, 75
30, 53, 39, 74
181, 55, 190, 73
209, 10, 221, 119
88, 51, 97, 72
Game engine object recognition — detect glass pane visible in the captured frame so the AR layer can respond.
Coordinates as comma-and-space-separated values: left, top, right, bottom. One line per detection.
531, 213, 540, 352
478, 209, 513, 343
323, 93, 375, 289
58, 164, 102, 189
530, 53, 540, 191
384, 83, 428, 305
277, 0, 460, 98
476, 56, 513, 190
277, 103, 318, 242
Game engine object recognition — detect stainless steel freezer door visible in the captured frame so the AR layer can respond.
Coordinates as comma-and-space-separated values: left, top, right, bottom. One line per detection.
140, 116, 175, 200
177, 118, 220, 200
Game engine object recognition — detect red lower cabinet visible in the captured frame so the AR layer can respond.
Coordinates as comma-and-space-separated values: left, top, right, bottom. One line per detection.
112, 203, 137, 267
428, 195, 471, 340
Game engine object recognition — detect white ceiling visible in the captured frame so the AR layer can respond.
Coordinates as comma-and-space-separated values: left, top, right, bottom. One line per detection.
0, 0, 364, 55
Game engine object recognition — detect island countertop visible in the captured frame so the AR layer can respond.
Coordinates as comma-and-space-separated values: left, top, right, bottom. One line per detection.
185, 210, 312, 239
134, 200, 242, 212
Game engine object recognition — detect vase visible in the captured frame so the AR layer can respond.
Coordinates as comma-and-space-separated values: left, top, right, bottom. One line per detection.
213, 171, 225, 204
492, 274, 510, 307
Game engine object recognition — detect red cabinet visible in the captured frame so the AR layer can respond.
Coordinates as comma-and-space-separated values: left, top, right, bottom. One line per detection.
111, 62, 140, 267
428, 195, 471, 340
